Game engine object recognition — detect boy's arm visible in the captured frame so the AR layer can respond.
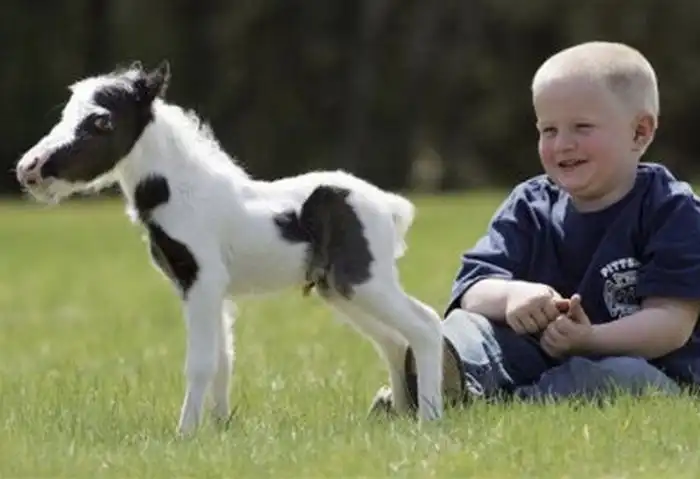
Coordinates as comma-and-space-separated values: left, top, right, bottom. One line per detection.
583, 297, 700, 358
459, 278, 517, 320
446, 184, 538, 320
584, 187, 700, 358
460, 278, 560, 322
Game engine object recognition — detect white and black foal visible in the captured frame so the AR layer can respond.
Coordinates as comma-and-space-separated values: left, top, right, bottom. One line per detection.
15, 61, 444, 434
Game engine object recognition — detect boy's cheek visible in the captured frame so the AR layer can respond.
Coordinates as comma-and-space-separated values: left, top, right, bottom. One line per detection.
538, 142, 558, 164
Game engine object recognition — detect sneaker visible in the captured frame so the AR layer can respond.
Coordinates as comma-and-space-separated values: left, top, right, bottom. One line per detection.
405, 337, 467, 408
367, 338, 473, 417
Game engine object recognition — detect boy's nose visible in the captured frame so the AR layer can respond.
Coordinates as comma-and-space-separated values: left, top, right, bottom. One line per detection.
554, 133, 576, 152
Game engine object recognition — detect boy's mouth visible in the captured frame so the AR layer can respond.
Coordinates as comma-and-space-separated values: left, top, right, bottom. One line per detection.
557, 158, 588, 170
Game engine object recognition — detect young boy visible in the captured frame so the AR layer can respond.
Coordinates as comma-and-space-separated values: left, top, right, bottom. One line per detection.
372, 41, 700, 413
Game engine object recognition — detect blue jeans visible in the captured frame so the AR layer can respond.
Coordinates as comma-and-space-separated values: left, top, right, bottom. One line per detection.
435, 309, 681, 403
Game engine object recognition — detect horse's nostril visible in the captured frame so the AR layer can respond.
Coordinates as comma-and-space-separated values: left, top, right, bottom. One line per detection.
26, 157, 40, 171
17, 156, 44, 186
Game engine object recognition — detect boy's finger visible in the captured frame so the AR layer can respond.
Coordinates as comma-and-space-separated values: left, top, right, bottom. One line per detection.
506, 315, 525, 334
543, 301, 561, 321
553, 298, 571, 313
531, 308, 550, 329
569, 294, 583, 314
519, 314, 540, 334
568, 294, 589, 324
551, 316, 576, 338
540, 337, 555, 356
541, 331, 563, 357
548, 289, 564, 302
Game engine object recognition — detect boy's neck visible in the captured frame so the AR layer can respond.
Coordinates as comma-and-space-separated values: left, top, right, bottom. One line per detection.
569, 167, 638, 213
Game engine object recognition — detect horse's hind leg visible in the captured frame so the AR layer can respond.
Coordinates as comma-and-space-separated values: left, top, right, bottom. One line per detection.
349, 276, 444, 422
326, 296, 413, 415
297, 183, 442, 420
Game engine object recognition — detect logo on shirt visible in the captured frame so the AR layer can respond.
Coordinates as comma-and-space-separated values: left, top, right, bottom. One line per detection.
599, 257, 641, 318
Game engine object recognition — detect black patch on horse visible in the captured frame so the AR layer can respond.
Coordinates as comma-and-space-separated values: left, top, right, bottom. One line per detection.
134, 174, 170, 221
133, 175, 199, 297
146, 223, 199, 297
273, 210, 307, 243
274, 185, 374, 299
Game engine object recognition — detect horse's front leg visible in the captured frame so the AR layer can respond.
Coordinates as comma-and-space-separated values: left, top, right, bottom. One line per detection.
210, 299, 236, 425
177, 267, 228, 436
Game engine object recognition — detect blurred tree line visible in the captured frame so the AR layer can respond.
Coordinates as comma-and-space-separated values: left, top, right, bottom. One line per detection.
3, 0, 700, 195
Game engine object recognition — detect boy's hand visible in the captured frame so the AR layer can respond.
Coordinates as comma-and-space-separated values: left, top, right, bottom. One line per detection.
505, 282, 568, 334
540, 294, 593, 358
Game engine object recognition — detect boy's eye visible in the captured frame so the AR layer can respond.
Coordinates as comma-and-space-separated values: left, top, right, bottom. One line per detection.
575, 123, 593, 130
540, 127, 557, 137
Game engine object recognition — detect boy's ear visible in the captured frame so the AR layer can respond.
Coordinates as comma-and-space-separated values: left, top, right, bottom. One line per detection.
632, 113, 656, 151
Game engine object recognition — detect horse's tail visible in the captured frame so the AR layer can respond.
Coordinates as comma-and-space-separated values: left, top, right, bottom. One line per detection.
385, 192, 415, 259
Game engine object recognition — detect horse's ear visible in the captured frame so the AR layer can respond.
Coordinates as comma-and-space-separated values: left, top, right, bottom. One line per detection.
147, 60, 170, 99
129, 60, 144, 71
134, 60, 171, 103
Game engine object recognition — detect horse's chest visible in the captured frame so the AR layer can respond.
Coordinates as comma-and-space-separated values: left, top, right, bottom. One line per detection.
145, 222, 199, 297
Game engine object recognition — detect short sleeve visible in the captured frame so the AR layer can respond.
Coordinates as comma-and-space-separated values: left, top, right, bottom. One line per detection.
445, 185, 535, 316
637, 186, 700, 300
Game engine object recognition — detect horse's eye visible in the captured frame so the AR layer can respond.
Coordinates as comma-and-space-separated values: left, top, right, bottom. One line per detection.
93, 115, 113, 133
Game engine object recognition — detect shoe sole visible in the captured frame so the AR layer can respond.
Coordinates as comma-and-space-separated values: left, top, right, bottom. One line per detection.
405, 338, 465, 408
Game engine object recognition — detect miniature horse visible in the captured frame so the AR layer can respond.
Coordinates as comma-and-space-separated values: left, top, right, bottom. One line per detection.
15, 61, 444, 435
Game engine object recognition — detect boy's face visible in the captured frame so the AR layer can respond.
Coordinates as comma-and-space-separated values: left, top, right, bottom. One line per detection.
534, 75, 647, 210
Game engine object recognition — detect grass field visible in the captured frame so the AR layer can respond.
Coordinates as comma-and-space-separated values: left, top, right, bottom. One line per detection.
2, 192, 700, 478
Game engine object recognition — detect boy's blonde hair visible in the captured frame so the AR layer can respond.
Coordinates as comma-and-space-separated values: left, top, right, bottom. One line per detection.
532, 41, 659, 120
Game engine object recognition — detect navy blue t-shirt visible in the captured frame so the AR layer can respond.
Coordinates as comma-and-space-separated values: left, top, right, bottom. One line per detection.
447, 162, 700, 385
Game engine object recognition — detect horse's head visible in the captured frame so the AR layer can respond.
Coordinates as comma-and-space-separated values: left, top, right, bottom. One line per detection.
15, 60, 171, 203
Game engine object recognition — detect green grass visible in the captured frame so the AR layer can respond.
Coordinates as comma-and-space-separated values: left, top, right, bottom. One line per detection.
1, 192, 699, 478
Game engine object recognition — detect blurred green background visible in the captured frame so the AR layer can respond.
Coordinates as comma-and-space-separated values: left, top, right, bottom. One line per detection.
3, 0, 699, 196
